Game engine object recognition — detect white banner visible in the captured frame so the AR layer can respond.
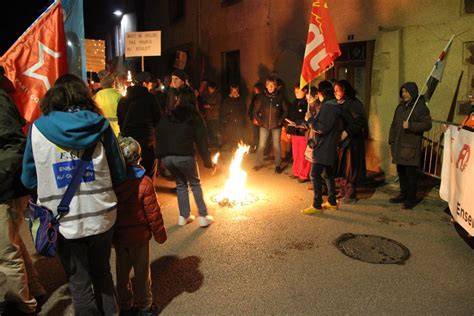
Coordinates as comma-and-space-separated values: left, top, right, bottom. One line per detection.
440, 126, 474, 235
125, 31, 161, 57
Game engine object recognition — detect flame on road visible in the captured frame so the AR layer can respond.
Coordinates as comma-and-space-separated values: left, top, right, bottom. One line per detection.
215, 142, 255, 207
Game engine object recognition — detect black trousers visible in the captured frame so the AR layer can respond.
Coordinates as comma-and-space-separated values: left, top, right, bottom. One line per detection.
311, 163, 336, 207
58, 228, 118, 316
397, 164, 418, 203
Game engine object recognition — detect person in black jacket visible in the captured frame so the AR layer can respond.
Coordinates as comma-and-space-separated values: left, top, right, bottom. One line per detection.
253, 76, 289, 173
287, 84, 311, 181
117, 71, 161, 178
334, 80, 367, 203
221, 84, 246, 150
302, 81, 342, 214
155, 90, 216, 227
0, 87, 46, 315
388, 82, 432, 209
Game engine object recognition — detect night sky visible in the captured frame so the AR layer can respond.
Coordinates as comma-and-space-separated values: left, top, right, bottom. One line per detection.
1, 0, 115, 56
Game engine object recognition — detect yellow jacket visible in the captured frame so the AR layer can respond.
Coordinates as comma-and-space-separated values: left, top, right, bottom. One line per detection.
94, 88, 122, 136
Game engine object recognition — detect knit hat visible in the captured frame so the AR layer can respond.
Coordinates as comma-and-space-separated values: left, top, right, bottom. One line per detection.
100, 74, 114, 88
118, 136, 142, 164
97, 69, 110, 80
171, 69, 187, 82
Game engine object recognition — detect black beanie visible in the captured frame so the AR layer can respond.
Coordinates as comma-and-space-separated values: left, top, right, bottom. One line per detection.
172, 69, 187, 81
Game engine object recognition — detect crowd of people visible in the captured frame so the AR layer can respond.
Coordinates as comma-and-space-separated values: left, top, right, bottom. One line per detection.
0, 63, 433, 315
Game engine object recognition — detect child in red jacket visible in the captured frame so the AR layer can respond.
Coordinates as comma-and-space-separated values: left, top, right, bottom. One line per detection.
114, 136, 167, 316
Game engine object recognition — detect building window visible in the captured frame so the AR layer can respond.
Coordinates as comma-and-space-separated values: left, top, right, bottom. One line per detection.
221, 0, 242, 7
169, 0, 185, 23
463, 0, 474, 14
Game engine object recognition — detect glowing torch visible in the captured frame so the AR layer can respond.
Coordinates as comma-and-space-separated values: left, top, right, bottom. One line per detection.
212, 152, 220, 165
211, 152, 220, 176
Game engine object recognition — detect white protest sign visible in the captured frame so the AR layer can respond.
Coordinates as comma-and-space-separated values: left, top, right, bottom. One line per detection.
125, 31, 161, 57
440, 126, 474, 236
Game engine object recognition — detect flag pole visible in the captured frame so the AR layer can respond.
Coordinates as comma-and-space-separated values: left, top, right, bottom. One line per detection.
307, 82, 311, 114
406, 34, 455, 122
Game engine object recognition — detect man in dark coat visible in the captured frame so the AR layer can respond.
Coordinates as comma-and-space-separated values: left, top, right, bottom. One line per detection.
221, 84, 246, 150
0, 87, 46, 314
117, 71, 161, 178
253, 76, 289, 173
302, 80, 342, 214
334, 80, 367, 203
389, 82, 432, 209
204, 82, 222, 148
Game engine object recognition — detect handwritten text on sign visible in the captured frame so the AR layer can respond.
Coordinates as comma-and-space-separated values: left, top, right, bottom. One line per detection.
125, 31, 161, 57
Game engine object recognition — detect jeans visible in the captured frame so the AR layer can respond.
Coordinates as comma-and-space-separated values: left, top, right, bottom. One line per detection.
162, 156, 208, 218
58, 228, 118, 316
310, 163, 336, 207
256, 127, 282, 167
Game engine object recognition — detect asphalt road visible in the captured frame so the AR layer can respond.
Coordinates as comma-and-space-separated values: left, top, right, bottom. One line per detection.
27, 150, 474, 315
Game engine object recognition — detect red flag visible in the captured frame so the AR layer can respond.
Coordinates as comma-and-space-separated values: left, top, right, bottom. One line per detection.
0, 2, 68, 124
300, 0, 341, 88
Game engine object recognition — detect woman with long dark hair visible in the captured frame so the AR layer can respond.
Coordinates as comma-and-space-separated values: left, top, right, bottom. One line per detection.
22, 74, 126, 315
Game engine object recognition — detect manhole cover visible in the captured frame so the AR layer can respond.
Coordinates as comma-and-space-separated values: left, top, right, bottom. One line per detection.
335, 233, 410, 265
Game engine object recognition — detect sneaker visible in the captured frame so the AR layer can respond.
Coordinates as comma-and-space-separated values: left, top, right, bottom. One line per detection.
199, 215, 214, 227
297, 178, 309, 183
301, 205, 323, 215
178, 215, 195, 226
253, 165, 263, 171
322, 201, 338, 210
389, 195, 406, 204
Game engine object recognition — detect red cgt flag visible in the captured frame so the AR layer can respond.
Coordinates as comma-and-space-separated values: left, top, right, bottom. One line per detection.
0, 2, 68, 124
300, 0, 341, 88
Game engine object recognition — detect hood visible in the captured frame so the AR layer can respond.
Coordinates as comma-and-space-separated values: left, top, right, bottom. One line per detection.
34, 110, 109, 149
400, 82, 419, 100
127, 165, 145, 179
